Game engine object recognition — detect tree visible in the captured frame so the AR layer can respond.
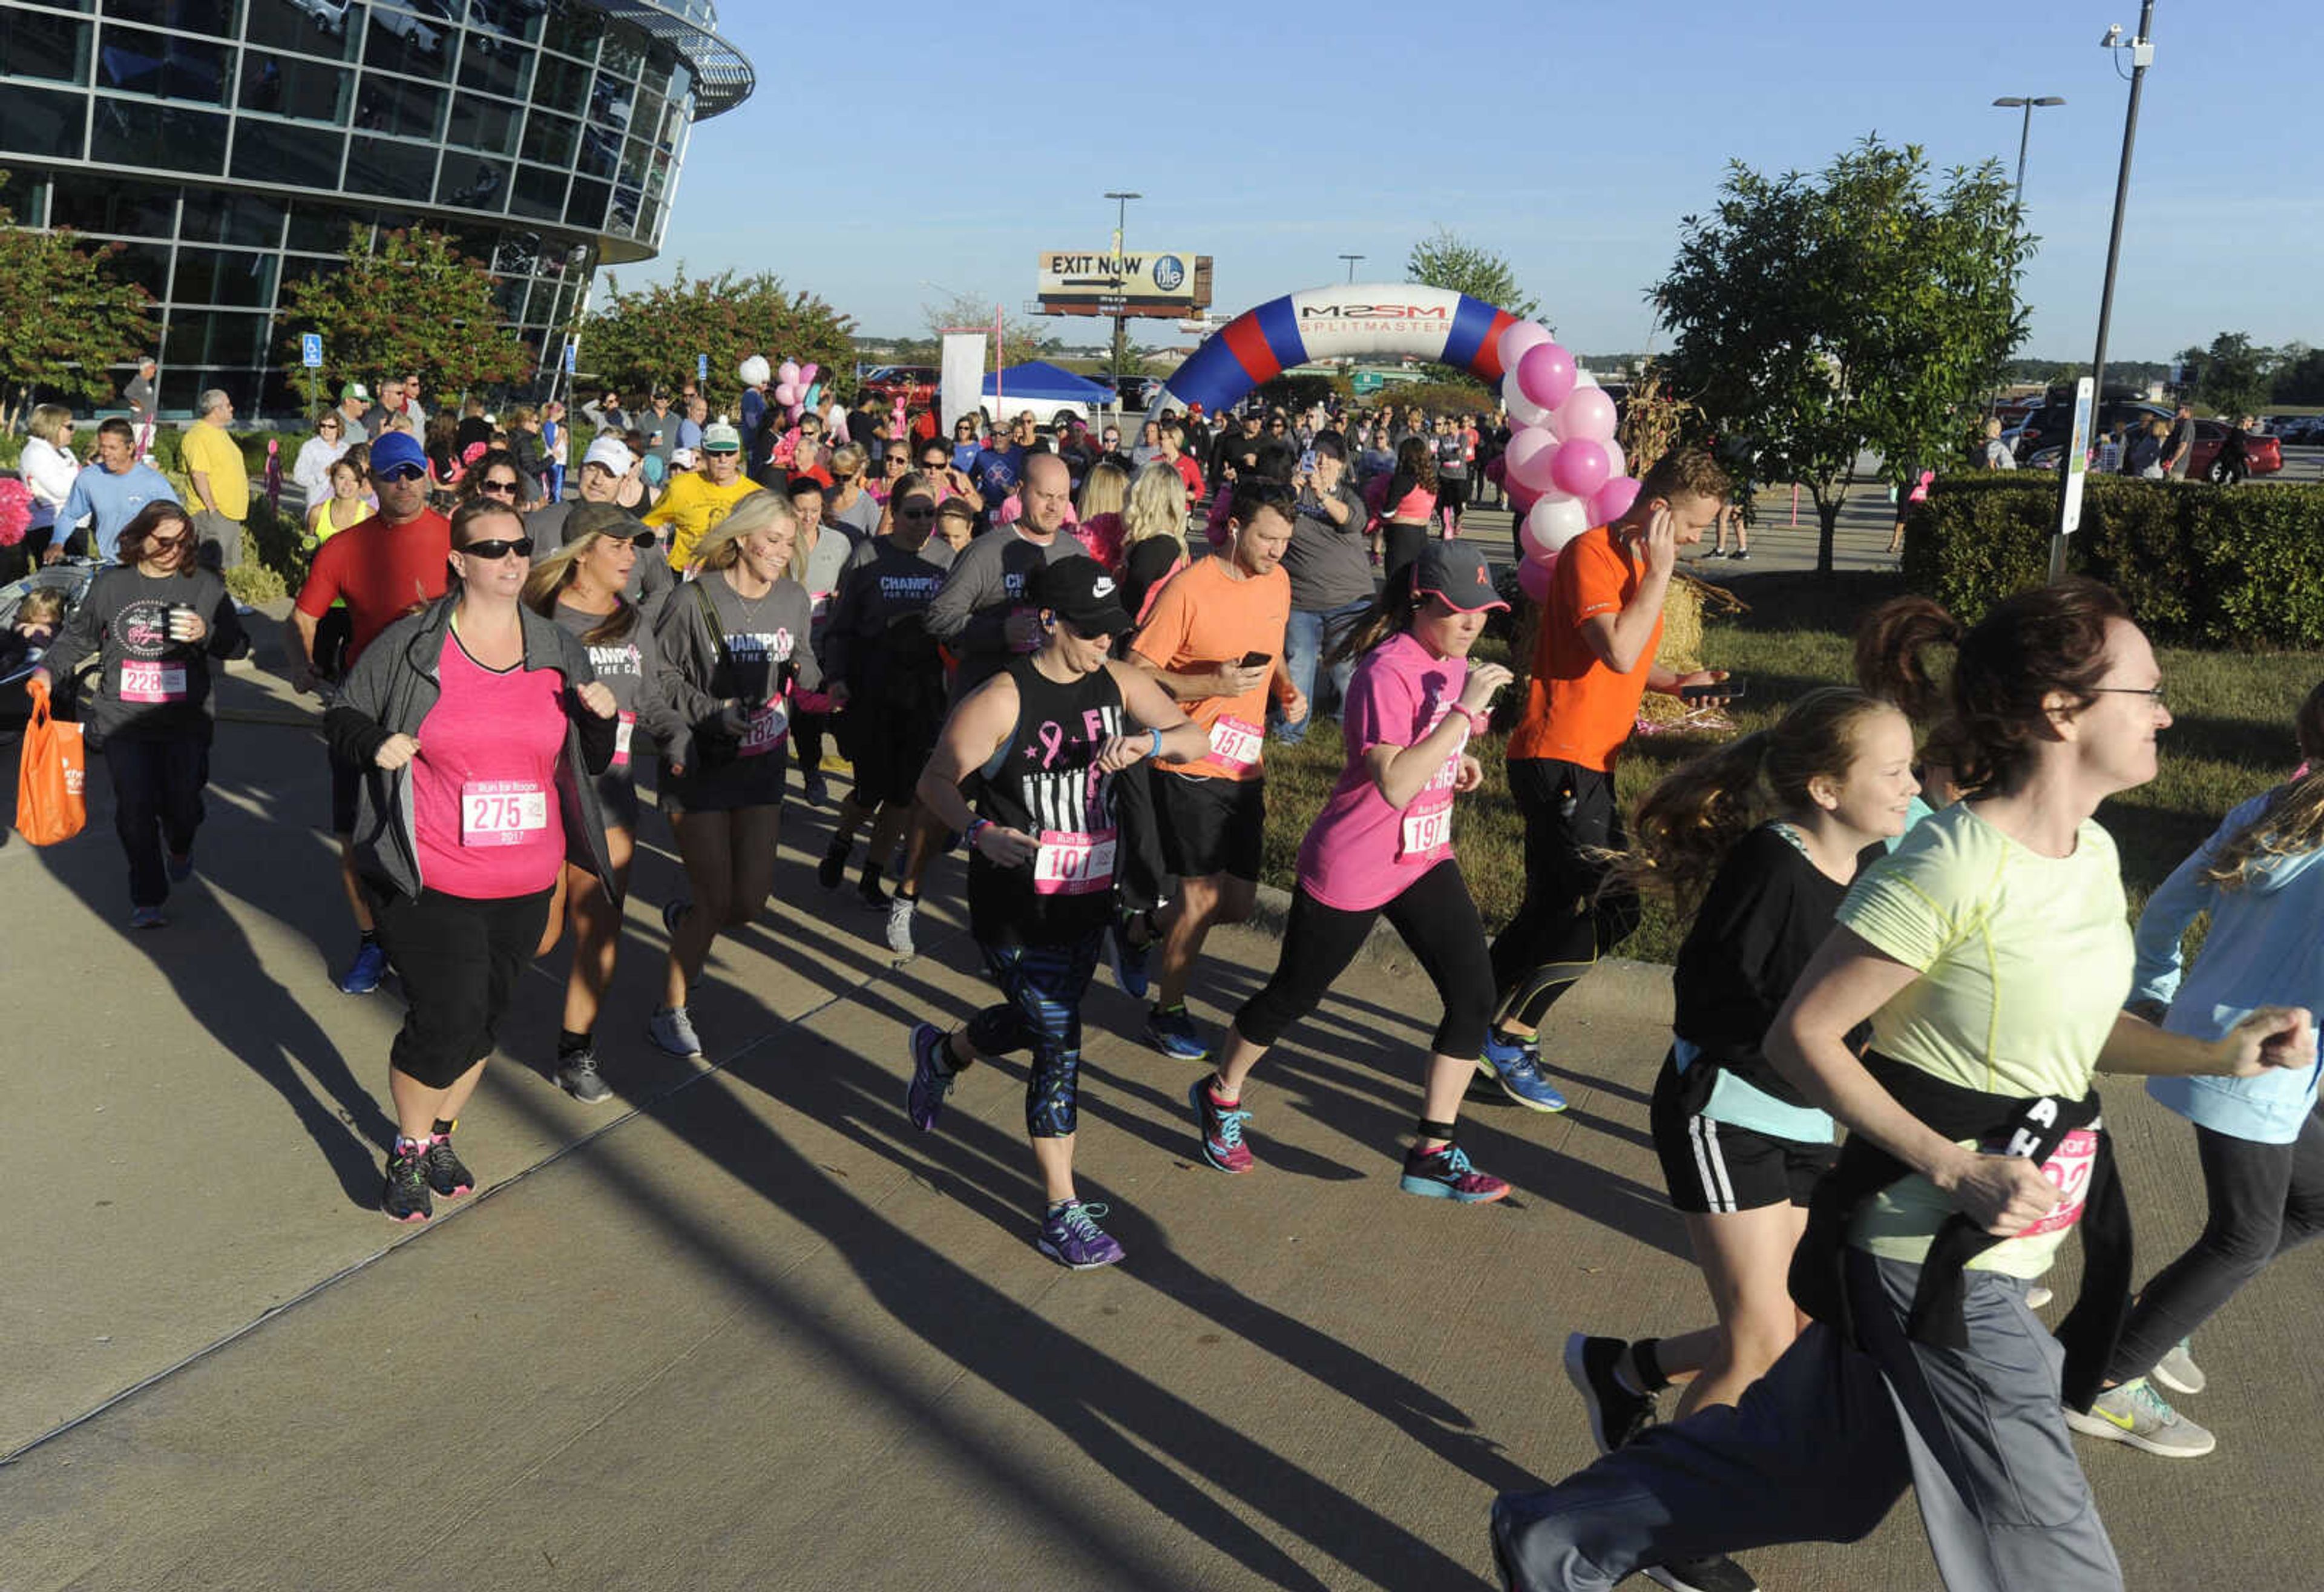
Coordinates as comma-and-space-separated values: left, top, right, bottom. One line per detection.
921, 289, 1060, 371
2274, 342, 2324, 406
0, 171, 157, 430
589, 266, 856, 413
1403, 227, 1539, 322
277, 225, 534, 403
1653, 137, 2032, 573
2178, 331, 2273, 421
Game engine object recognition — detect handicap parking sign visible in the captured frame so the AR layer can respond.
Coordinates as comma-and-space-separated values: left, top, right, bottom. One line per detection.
300, 334, 323, 368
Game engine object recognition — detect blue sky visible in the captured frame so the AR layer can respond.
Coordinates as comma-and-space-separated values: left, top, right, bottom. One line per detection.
645, 0, 2318, 361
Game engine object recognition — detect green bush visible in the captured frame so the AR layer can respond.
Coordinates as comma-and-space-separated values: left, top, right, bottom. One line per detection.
1905, 475, 2324, 647
223, 562, 285, 605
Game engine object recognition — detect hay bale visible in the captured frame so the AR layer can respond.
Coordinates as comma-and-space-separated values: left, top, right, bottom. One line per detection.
1640, 576, 1715, 733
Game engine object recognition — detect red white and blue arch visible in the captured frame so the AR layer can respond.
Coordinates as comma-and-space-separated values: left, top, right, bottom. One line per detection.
1144, 283, 1524, 424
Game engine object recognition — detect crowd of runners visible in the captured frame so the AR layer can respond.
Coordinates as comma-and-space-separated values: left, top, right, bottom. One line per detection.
15, 373, 2323, 1592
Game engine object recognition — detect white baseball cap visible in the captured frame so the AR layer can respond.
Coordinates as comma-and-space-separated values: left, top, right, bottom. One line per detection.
583, 435, 635, 475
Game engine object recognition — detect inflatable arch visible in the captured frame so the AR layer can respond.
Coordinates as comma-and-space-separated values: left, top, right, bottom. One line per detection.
1143, 283, 1526, 426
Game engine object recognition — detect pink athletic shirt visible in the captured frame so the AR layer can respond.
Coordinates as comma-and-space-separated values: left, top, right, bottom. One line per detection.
1295, 631, 1472, 911
412, 631, 570, 899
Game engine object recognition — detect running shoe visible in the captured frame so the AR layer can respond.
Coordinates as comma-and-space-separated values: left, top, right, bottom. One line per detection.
817, 836, 849, 890
1107, 910, 1152, 1001
1144, 1004, 1210, 1061
337, 940, 389, 994
649, 1004, 702, 1057
2064, 1378, 2217, 1458
885, 894, 917, 958
802, 769, 830, 806
858, 870, 889, 910
1399, 1142, 1509, 1203
556, 1045, 613, 1105
128, 905, 168, 930
1646, 1554, 1760, 1592
1727, 550, 1750, 563
1564, 1333, 1658, 1454
2152, 1338, 2207, 1397
1187, 1077, 1254, 1174
661, 897, 692, 939
1037, 1199, 1125, 1271
1477, 1034, 1568, 1113
905, 1022, 955, 1132
166, 850, 194, 883
421, 1133, 474, 1199
381, 1142, 432, 1223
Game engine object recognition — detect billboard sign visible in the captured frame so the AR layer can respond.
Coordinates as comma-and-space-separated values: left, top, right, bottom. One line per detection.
1037, 249, 1212, 317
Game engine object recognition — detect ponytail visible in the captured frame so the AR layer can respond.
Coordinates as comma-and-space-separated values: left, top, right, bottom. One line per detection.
1854, 596, 1961, 724
2204, 680, 2324, 890
1328, 568, 1424, 669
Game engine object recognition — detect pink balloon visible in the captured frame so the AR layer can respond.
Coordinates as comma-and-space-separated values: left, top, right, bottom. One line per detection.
1505, 477, 1543, 515
1590, 475, 1642, 525
797, 362, 818, 386
773, 381, 799, 406
778, 360, 801, 385
1517, 554, 1555, 604
1549, 437, 1610, 499
1523, 496, 1590, 559
1556, 386, 1618, 445
1503, 426, 1562, 492
1497, 320, 1551, 377
1483, 456, 1507, 487
1517, 343, 1578, 412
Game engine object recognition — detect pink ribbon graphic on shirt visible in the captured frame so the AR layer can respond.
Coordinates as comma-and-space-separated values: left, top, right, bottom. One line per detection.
1036, 720, 1066, 769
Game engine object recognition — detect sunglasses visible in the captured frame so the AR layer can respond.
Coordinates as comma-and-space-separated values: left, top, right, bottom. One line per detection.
458, 537, 534, 560
920, 459, 948, 471
379, 464, 426, 483
626, 531, 658, 548
479, 478, 520, 495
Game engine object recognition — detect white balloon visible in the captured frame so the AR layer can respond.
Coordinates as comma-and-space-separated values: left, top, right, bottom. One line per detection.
1601, 436, 1627, 481
1502, 370, 1547, 428
738, 354, 770, 387
1521, 495, 1590, 560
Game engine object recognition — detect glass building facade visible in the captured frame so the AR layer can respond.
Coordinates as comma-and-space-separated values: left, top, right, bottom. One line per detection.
0, 0, 752, 414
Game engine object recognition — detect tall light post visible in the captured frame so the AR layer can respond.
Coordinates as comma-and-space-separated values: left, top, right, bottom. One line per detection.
2052, 3, 2157, 580
1338, 252, 1365, 283
1103, 189, 1140, 383
1992, 94, 2066, 214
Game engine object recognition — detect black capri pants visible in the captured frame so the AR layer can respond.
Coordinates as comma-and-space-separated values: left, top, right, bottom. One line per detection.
367, 883, 555, 1088
1234, 859, 1495, 1061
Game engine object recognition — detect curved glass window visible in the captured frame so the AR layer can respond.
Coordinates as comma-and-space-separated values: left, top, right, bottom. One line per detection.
97, 24, 232, 105
519, 107, 576, 166
510, 162, 566, 221
0, 9, 90, 85
245, 0, 361, 62
447, 91, 519, 156
0, 85, 87, 160
93, 98, 228, 172
458, 33, 530, 96
238, 52, 350, 123
174, 246, 278, 308
364, 8, 451, 82
232, 123, 348, 190
108, 0, 236, 35
436, 153, 508, 211
182, 189, 287, 248
345, 134, 438, 201
355, 73, 446, 139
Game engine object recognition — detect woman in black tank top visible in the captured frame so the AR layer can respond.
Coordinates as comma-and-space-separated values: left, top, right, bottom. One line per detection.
901, 556, 1210, 1271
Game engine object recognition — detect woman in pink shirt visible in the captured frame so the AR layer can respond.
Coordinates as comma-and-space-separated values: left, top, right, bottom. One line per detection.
1186, 540, 1518, 1204
1370, 435, 1440, 585
326, 499, 622, 1223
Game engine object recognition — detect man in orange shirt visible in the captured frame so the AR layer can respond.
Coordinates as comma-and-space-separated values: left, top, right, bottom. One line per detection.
1485, 447, 1732, 1087
1128, 478, 1305, 1058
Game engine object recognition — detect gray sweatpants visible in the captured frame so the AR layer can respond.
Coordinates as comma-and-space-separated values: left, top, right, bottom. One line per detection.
192, 507, 243, 571
1492, 1249, 2122, 1592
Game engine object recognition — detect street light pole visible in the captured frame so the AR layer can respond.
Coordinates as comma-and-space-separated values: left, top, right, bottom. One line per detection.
1991, 94, 2066, 214
2052, 2, 2156, 581
1103, 189, 1141, 383
1339, 253, 1364, 283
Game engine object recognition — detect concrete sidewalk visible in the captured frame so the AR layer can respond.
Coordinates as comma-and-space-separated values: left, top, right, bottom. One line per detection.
3, 662, 2316, 1590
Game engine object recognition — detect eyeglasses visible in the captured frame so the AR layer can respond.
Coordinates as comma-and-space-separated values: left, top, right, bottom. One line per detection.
458, 537, 534, 561
379, 464, 426, 483
2090, 685, 2168, 706
480, 478, 520, 496
896, 504, 937, 518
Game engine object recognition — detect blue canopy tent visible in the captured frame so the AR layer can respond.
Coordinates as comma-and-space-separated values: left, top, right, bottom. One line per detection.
976, 361, 1114, 426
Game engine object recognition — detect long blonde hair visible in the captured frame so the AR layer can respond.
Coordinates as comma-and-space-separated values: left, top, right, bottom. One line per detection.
1120, 461, 1187, 552
522, 504, 640, 643
691, 489, 800, 578
1077, 460, 1130, 522
2205, 682, 2324, 890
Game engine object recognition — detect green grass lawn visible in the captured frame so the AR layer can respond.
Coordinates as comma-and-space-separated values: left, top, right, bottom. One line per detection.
1260, 571, 2315, 964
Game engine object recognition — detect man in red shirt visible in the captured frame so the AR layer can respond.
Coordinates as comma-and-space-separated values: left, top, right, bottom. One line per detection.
1485, 446, 1731, 1079
281, 429, 453, 993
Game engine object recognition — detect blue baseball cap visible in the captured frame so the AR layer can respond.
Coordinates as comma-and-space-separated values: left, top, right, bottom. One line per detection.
369, 430, 427, 476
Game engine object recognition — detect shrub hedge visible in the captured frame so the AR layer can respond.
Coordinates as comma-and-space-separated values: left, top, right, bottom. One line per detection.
1903, 475, 2324, 647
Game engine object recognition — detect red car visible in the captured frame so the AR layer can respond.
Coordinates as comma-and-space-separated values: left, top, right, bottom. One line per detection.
2190, 419, 2281, 482
860, 365, 938, 409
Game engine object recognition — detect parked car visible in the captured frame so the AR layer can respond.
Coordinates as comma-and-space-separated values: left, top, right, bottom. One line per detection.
2189, 419, 2282, 482
290, 0, 353, 33
860, 365, 939, 409
372, 1, 445, 53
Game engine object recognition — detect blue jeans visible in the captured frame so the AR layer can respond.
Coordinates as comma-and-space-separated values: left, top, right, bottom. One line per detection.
1275, 597, 1370, 744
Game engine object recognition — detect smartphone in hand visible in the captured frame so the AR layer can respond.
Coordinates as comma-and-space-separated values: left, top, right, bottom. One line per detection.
1239, 650, 1272, 668
1679, 678, 1744, 703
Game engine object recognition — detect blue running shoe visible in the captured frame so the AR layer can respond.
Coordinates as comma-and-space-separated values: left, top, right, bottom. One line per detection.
338, 940, 388, 995
1477, 1033, 1568, 1113
906, 1022, 956, 1132
1108, 910, 1152, 1001
1399, 1142, 1510, 1203
1144, 1004, 1210, 1061
1187, 1077, 1254, 1173
1037, 1199, 1125, 1270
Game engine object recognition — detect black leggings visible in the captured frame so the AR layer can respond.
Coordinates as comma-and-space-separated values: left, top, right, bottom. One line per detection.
2108, 1109, 2324, 1382
1381, 521, 1431, 586
1234, 860, 1494, 1061
1489, 757, 1640, 1031
369, 884, 554, 1089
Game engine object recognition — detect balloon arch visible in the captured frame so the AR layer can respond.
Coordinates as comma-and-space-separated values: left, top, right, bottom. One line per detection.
1143, 283, 1635, 599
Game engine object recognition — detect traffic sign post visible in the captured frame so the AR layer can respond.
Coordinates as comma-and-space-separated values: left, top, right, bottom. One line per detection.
2048, 376, 2095, 580
300, 333, 323, 417
697, 352, 708, 384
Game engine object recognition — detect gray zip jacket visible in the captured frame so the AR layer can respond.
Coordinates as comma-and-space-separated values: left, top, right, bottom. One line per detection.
324, 595, 619, 905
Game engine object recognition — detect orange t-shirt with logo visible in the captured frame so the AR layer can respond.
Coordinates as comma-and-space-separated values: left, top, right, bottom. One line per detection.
1505, 524, 1660, 772
1131, 554, 1291, 782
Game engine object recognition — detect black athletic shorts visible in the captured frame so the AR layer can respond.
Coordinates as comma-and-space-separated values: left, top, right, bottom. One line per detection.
329, 743, 361, 836
1649, 1046, 1836, 1215
1154, 769, 1265, 882
838, 700, 940, 808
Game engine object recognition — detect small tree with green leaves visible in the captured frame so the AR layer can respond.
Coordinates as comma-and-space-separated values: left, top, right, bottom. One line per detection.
0, 171, 157, 430
1654, 137, 2032, 573
588, 265, 857, 413
2179, 331, 2274, 422
276, 225, 534, 406
1404, 226, 1539, 321
921, 289, 1060, 372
